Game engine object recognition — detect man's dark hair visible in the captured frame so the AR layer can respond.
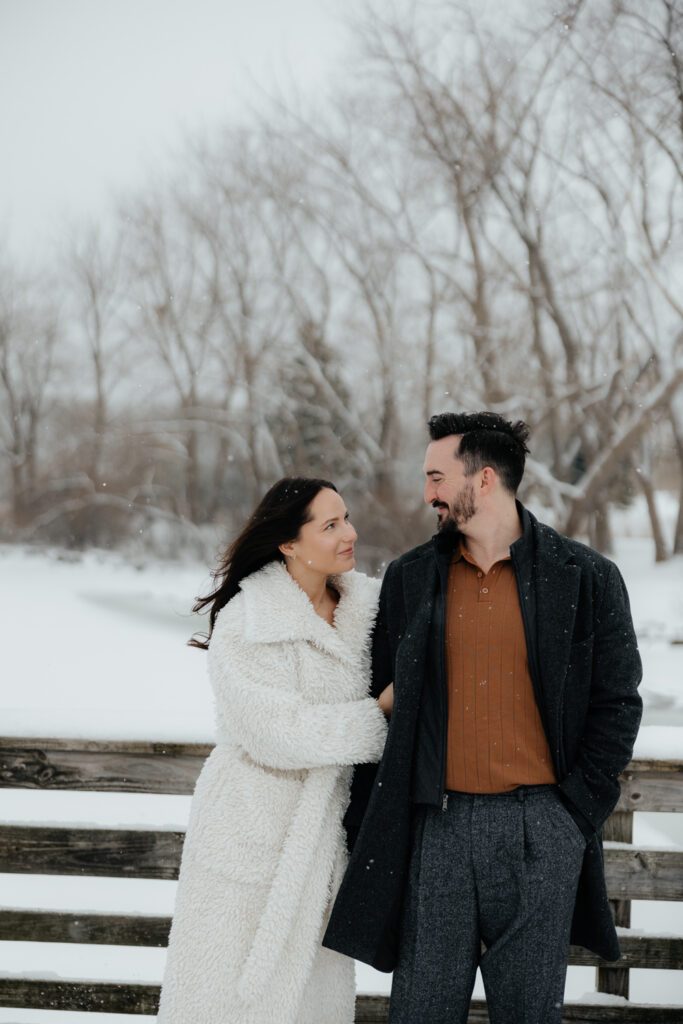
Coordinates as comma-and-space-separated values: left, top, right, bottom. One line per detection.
428, 411, 530, 494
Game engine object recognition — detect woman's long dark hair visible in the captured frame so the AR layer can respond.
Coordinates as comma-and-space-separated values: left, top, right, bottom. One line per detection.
189, 477, 337, 650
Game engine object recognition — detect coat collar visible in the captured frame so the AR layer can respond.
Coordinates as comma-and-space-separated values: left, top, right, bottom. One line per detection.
513, 501, 574, 567
238, 559, 379, 664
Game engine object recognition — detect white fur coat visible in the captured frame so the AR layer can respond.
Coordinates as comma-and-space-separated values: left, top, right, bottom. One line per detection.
157, 561, 387, 1024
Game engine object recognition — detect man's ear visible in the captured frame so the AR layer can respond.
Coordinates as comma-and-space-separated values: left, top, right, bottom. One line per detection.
480, 466, 496, 493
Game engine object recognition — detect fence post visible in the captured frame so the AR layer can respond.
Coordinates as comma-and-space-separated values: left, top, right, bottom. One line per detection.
597, 809, 633, 999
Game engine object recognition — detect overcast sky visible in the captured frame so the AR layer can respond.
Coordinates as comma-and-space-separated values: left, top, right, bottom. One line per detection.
0, 0, 355, 262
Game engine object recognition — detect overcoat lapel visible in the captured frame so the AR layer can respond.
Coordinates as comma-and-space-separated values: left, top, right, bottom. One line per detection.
402, 551, 437, 621
533, 529, 581, 708
398, 553, 437, 698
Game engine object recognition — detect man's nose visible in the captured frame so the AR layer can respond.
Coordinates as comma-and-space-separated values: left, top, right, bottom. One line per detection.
424, 480, 435, 504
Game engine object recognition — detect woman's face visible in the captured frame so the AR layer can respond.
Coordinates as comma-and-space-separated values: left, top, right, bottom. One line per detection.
281, 488, 358, 575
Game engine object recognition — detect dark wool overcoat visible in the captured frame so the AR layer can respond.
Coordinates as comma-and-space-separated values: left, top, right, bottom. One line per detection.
323, 504, 643, 970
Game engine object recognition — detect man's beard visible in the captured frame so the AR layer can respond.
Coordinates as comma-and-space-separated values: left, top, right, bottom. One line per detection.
435, 483, 476, 534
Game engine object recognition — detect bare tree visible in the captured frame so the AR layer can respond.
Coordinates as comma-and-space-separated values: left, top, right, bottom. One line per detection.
123, 192, 223, 522
2, 0, 680, 560
0, 262, 58, 528
67, 224, 126, 485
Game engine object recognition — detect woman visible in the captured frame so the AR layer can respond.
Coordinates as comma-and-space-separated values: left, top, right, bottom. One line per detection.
157, 477, 390, 1024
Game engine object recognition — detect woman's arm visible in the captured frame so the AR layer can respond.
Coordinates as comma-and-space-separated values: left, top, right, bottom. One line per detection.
208, 632, 388, 772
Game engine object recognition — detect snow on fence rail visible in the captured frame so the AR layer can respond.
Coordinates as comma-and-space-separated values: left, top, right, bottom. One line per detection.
0, 738, 682, 1023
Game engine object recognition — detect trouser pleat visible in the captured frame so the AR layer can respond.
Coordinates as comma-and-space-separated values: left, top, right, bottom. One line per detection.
388, 786, 586, 1024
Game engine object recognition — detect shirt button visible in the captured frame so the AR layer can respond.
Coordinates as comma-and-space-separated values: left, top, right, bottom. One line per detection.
481, 587, 489, 594
477, 571, 483, 578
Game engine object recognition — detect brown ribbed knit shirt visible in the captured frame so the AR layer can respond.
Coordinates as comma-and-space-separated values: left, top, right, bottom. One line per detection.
445, 539, 556, 793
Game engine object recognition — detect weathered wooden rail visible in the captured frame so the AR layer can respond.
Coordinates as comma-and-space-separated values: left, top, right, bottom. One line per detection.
0, 738, 681, 1022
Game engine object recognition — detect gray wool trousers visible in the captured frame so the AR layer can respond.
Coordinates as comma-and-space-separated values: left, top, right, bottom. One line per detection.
388, 785, 587, 1024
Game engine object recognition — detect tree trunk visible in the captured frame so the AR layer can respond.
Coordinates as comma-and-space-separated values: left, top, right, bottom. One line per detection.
637, 470, 669, 562
590, 501, 613, 555
186, 425, 200, 524
669, 404, 683, 555
209, 433, 230, 520
90, 382, 106, 485
674, 475, 683, 555
10, 458, 25, 525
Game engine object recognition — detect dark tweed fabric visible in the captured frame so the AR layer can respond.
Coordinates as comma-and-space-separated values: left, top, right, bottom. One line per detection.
388, 785, 586, 1024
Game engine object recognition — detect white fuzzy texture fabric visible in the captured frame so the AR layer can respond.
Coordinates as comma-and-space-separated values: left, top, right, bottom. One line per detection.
157, 561, 387, 1024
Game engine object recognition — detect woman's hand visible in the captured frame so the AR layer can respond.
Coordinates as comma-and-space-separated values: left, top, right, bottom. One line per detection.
378, 682, 394, 718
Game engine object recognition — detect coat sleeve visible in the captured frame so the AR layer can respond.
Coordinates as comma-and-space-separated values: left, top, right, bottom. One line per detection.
557, 562, 643, 832
208, 618, 388, 772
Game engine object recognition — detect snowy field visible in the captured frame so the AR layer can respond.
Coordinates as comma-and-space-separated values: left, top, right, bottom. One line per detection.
1, 494, 682, 1019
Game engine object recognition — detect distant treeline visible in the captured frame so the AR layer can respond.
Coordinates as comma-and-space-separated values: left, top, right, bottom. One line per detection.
1, 0, 681, 563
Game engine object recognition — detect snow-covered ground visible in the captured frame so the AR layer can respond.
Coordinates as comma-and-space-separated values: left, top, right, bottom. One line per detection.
1, 494, 682, 1019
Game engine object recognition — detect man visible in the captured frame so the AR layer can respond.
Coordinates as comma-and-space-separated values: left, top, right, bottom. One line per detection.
323, 411, 642, 1024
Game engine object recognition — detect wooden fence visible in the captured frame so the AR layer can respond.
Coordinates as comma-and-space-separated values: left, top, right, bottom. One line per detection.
0, 737, 682, 1022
